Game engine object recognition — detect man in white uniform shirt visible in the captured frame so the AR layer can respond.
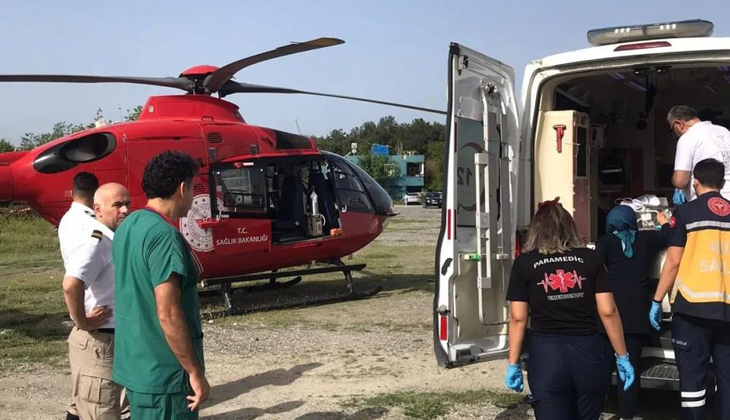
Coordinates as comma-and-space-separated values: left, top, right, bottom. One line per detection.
58, 172, 99, 420
669, 105, 730, 203
61, 181, 131, 420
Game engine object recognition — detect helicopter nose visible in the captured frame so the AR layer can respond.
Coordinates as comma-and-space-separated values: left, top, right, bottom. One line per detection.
0, 165, 14, 202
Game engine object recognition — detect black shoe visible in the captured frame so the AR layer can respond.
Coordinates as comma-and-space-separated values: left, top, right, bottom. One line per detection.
65, 413, 80, 420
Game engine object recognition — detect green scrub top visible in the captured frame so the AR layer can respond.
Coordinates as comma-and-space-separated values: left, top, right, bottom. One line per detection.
112, 209, 204, 394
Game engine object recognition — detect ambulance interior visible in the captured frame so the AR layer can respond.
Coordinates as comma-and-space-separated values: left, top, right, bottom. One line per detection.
534, 64, 730, 249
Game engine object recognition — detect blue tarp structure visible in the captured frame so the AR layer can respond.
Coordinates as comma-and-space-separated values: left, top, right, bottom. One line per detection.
370, 144, 390, 156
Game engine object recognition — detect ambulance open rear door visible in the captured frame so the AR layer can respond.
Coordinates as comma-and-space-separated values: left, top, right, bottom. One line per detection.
434, 44, 520, 368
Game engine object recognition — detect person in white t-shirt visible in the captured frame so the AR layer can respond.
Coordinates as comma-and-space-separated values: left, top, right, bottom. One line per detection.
62, 182, 131, 420
669, 105, 730, 203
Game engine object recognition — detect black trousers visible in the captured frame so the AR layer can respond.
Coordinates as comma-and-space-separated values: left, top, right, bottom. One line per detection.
672, 313, 730, 420
614, 333, 646, 419
527, 333, 613, 420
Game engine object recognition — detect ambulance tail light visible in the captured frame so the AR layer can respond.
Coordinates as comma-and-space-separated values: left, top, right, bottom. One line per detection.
514, 230, 521, 258
587, 19, 713, 47
439, 315, 448, 341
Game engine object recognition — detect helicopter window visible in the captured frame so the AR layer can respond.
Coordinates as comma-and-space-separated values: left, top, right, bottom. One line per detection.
338, 189, 373, 213
332, 166, 364, 193
273, 130, 313, 150
214, 166, 267, 215
330, 163, 373, 213
61, 133, 116, 163
33, 133, 117, 174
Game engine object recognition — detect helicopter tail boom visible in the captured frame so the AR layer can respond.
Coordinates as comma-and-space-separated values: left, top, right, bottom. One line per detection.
0, 165, 14, 202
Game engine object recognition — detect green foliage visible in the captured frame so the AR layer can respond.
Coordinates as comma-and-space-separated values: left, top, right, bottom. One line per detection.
0, 139, 15, 153
315, 116, 445, 189
18, 121, 95, 151
124, 105, 143, 121
425, 141, 444, 191
358, 153, 401, 183
315, 116, 444, 157
15, 107, 124, 151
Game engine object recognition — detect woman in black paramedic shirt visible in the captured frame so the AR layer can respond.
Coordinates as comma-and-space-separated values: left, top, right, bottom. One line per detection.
504, 200, 635, 420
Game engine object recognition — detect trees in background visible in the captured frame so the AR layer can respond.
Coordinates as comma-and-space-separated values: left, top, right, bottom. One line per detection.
19, 121, 94, 150
124, 105, 143, 121
0, 139, 15, 153
13, 107, 142, 151
357, 153, 401, 184
314, 116, 445, 191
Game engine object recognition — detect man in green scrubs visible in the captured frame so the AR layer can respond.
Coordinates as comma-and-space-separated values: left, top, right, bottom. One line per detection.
112, 151, 209, 420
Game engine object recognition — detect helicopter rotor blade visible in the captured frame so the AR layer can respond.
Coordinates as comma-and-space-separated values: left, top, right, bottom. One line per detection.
0, 75, 195, 92
203, 37, 344, 94
219, 81, 446, 116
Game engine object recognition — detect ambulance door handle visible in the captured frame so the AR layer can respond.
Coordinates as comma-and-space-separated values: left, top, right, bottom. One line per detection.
441, 258, 453, 275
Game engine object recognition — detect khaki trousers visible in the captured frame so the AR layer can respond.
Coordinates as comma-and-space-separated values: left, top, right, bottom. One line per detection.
68, 328, 129, 420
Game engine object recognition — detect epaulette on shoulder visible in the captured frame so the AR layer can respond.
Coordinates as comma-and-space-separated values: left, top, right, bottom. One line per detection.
91, 230, 103, 241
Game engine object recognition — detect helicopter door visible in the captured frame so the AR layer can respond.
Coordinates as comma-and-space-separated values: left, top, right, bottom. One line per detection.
125, 130, 208, 203
207, 162, 271, 256
434, 44, 520, 368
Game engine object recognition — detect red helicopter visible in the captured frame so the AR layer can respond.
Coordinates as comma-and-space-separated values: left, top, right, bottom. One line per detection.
0, 37, 445, 314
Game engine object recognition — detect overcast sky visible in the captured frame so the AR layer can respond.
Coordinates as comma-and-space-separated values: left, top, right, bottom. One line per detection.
1, 0, 729, 145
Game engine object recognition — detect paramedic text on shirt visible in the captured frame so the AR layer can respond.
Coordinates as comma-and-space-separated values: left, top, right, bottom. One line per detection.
505, 199, 634, 420
669, 105, 730, 203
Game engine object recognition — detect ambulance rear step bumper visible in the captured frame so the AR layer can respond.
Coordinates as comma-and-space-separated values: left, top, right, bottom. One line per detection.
611, 358, 715, 392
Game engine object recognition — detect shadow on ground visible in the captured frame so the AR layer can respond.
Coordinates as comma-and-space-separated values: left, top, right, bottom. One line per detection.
199, 272, 433, 314
489, 389, 715, 420
204, 400, 305, 420
207, 363, 323, 409
293, 407, 388, 420
494, 400, 532, 420
0, 309, 70, 340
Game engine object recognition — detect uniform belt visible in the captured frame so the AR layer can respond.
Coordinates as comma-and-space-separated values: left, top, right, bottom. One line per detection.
96, 328, 115, 334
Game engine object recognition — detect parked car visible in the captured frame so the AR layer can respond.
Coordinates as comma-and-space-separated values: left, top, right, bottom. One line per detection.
423, 191, 443, 208
403, 192, 421, 206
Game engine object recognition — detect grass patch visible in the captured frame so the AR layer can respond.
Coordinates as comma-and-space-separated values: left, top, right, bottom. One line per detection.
345, 390, 523, 419
0, 213, 61, 275
0, 209, 438, 370
0, 215, 69, 372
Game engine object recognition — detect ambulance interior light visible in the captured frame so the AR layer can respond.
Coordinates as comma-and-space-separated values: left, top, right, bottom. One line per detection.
587, 19, 713, 47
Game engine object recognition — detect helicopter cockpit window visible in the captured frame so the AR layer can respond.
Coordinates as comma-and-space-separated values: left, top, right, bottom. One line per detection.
33, 133, 117, 174
331, 163, 373, 213
213, 165, 267, 216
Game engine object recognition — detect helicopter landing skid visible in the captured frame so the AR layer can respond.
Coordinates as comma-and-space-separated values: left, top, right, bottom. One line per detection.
232, 276, 303, 293
201, 261, 382, 318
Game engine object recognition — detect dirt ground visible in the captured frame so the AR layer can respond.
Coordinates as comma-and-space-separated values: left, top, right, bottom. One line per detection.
0, 206, 686, 420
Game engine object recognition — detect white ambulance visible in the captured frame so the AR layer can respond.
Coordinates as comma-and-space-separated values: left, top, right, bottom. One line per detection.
434, 19, 724, 389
